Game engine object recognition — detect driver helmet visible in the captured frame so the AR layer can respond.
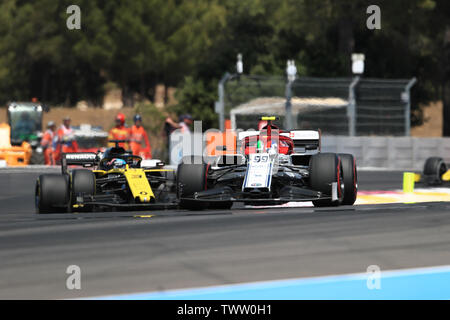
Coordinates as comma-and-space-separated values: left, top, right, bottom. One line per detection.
110, 158, 126, 169
269, 139, 278, 154
116, 113, 125, 126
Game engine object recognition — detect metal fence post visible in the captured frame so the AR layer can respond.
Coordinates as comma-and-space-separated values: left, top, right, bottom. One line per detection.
216, 72, 232, 132
403, 77, 417, 136
285, 80, 293, 130
348, 76, 360, 136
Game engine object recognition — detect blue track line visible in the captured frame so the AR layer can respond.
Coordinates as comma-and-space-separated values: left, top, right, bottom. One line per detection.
94, 265, 450, 300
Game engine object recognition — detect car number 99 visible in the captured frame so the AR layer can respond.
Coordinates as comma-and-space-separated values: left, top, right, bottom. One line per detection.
252, 155, 268, 163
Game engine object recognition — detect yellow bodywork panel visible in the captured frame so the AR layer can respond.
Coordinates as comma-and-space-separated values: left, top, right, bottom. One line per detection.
414, 173, 421, 183
93, 167, 174, 203
442, 170, 450, 182
123, 169, 154, 202
412, 170, 450, 182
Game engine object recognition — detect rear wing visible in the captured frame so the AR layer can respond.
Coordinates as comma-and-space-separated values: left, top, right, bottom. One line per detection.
237, 130, 321, 154
281, 130, 321, 154
61, 152, 98, 174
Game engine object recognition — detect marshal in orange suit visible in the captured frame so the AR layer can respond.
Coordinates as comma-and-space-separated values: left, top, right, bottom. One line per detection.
108, 113, 131, 149
130, 114, 151, 159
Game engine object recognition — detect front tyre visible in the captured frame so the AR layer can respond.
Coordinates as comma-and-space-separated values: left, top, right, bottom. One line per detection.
423, 157, 447, 185
35, 174, 70, 213
338, 153, 358, 205
177, 156, 209, 210
309, 153, 343, 207
208, 201, 233, 210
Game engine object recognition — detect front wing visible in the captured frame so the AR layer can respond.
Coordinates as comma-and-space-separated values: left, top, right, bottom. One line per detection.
179, 184, 338, 204
71, 168, 178, 210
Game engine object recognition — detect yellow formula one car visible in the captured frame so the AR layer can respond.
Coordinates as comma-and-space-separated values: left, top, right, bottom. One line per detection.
418, 157, 450, 186
35, 141, 176, 213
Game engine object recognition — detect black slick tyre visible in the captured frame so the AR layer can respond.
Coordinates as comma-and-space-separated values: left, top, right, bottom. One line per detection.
35, 174, 69, 214
309, 153, 343, 207
338, 153, 357, 205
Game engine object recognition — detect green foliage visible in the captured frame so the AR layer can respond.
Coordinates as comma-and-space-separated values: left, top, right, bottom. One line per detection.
170, 77, 218, 130
0, 0, 448, 128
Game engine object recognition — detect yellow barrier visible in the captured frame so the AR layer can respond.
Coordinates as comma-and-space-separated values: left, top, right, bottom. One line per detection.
403, 172, 416, 204
403, 172, 415, 193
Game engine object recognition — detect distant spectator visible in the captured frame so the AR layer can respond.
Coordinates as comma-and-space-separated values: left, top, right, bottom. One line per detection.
108, 113, 130, 149
57, 116, 78, 154
164, 115, 180, 150
41, 121, 57, 165
179, 114, 193, 134
130, 114, 151, 159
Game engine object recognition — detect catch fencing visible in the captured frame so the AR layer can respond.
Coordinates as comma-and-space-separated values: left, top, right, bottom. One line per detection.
219, 75, 416, 136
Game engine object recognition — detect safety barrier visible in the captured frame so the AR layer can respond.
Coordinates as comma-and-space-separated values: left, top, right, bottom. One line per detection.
322, 136, 450, 170
170, 132, 450, 170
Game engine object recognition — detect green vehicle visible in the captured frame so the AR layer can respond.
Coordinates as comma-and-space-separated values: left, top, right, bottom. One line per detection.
7, 102, 49, 164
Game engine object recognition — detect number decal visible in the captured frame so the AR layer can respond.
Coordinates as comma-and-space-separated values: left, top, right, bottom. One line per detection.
252, 155, 268, 163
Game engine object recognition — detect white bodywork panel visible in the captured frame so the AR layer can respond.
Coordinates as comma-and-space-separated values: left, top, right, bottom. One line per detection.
238, 130, 260, 141
238, 130, 319, 141
243, 153, 274, 190
141, 159, 163, 167
281, 130, 320, 140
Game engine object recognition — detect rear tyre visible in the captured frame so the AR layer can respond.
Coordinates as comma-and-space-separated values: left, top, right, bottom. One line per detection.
423, 157, 447, 185
30, 151, 45, 165
71, 169, 96, 211
208, 201, 233, 210
338, 153, 358, 205
177, 156, 209, 210
35, 174, 69, 214
309, 153, 343, 207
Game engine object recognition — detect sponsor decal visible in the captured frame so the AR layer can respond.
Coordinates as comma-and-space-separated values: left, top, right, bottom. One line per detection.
66, 153, 96, 160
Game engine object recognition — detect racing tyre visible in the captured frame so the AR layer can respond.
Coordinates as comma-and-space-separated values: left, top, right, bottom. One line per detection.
160, 169, 177, 193
423, 157, 447, 185
71, 170, 96, 210
35, 174, 70, 213
309, 153, 343, 207
208, 201, 233, 210
338, 153, 358, 205
30, 150, 45, 165
177, 156, 209, 210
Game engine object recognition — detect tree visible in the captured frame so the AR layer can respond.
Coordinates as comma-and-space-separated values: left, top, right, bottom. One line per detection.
170, 76, 218, 130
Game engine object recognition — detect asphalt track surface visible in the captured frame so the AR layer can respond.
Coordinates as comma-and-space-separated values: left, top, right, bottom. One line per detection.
1, 169, 450, 299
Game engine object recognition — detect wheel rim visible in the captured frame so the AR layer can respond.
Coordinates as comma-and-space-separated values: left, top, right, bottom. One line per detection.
339, 164, 344, 202
439, 163, 447, 182
35, 182, 40, 210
